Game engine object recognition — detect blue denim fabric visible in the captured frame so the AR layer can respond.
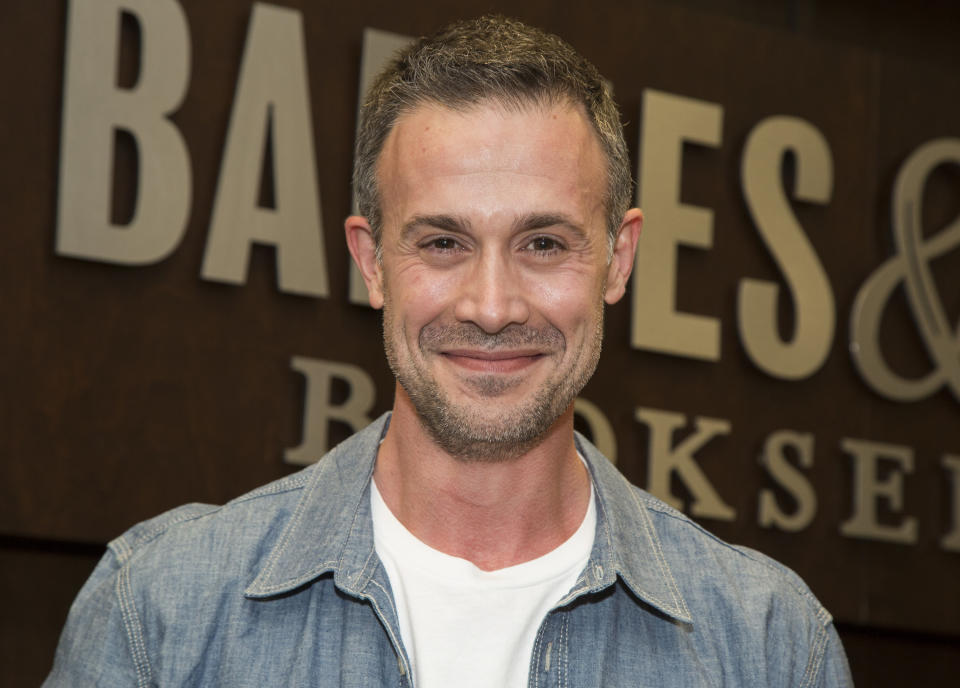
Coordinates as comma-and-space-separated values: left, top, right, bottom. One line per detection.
46, 413, 852, 687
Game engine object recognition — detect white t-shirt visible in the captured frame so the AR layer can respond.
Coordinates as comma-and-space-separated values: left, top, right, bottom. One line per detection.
371, 478, 596, 688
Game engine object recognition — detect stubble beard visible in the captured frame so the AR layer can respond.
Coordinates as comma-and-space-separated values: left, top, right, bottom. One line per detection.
382, 300, 604, 462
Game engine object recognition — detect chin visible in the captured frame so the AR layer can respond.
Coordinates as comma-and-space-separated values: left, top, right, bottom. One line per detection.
413, 395, 570, 463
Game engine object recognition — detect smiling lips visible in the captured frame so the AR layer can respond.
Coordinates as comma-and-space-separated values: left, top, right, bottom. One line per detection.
440, 349, 547, 374
420, 322, 564, 375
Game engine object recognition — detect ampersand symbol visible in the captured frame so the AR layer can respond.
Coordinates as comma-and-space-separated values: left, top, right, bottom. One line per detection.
851, 138, 960, 403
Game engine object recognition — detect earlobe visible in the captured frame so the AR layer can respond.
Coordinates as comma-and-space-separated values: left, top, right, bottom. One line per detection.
344, 215, 385, 309
603, 208, 643, 305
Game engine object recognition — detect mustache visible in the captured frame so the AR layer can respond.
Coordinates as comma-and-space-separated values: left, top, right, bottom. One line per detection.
420, 323, 564, 352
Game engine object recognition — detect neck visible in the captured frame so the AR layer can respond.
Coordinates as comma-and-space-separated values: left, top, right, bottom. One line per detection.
373, 386, 591, 571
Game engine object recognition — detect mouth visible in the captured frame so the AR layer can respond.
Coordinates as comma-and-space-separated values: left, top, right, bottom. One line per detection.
439, 349, 547, 374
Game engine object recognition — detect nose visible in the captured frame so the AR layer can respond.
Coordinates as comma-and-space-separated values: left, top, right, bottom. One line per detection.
452, 249, 530, 333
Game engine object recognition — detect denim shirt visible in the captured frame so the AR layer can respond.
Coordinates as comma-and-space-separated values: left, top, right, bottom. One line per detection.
46, 413, 852, 687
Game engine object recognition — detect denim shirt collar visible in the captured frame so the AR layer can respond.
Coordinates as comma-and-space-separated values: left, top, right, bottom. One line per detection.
245, 413, 692, 625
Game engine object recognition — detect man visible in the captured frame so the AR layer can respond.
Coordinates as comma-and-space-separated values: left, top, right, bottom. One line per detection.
46, 16, 852, 687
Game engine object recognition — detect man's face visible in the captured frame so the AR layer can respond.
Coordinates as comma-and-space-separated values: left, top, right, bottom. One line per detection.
352, 100, 637, 460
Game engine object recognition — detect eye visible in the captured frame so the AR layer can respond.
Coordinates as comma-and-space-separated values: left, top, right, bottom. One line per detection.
523, 236, 564, 253
421, 236, 463, 252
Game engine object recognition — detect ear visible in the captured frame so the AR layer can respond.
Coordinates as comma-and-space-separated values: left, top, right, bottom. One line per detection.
344, 215, 384, 309
603, 208, 643, 305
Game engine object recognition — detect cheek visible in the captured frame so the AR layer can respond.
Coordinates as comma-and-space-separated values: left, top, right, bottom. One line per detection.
388, 265, 458, 330
526, 270, 605, 327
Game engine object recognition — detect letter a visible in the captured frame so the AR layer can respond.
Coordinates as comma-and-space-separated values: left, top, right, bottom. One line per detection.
202, 4, 328, 297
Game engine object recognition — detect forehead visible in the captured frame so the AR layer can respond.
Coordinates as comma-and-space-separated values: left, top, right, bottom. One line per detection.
375, 100, 607, 229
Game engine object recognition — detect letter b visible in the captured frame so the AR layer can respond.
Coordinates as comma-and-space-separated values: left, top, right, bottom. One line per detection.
285, 357, 377, 466
57, 0, 191, 264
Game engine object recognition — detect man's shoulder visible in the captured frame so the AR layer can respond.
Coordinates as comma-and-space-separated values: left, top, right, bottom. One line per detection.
578, 434, 827, 625
106, 467, 313, 578
108, 416, 389, 572
579, 457, 850, 684
627, 483, 832, 627
632, 486, 817, 585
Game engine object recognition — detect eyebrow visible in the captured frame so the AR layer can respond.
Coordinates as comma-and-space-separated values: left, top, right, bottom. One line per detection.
401, 214, 469, 240
399, 212, 588, 240
513, 213, 588, 240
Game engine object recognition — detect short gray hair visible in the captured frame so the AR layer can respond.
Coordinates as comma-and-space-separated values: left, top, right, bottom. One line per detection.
353, 16, 633, 250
